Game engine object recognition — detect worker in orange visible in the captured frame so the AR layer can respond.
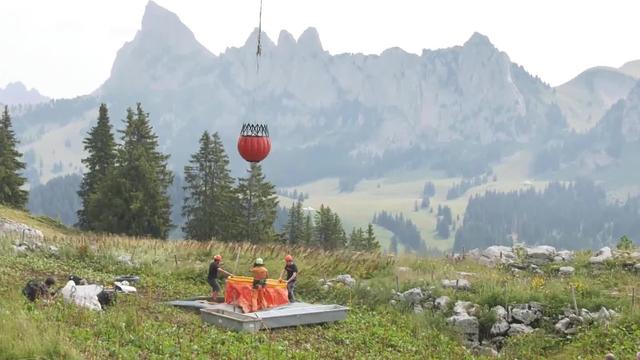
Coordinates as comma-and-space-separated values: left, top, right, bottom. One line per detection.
279, 255, 298, 302
250, 257, 269, 312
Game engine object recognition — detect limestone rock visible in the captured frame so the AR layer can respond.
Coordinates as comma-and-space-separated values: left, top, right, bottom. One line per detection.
441, 278, 471, 290
490, 319, 510, 336
559, 266, 575, 276
589, 247, 613, 264
434, 296, 450, 310
507, 323, 534, 336
335, 274, 356, 287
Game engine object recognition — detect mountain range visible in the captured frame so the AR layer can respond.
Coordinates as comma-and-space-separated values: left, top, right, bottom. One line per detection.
0, 82, 49, 106
8, 1, 640, 190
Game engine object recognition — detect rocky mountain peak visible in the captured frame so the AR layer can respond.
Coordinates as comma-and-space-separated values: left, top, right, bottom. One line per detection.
277, 30, 296, 49
297, 27, 324, 53
464, 32, 495, 49
0, 82, 49, 105
103, 1, 213, 94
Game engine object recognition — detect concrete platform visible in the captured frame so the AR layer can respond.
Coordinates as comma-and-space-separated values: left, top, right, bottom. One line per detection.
200, 302, 349, 332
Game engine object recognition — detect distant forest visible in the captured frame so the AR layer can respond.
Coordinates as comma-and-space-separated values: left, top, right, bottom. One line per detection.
373, 211, 426, 254
454, 180, 640, 251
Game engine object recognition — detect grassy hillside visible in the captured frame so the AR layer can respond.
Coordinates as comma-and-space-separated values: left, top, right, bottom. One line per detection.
280, 151, 549, 253
2, 208, 640, 359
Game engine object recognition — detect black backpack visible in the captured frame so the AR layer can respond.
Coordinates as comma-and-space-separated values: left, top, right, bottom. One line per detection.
97, 289, 116, 307
22, 280, 44, 302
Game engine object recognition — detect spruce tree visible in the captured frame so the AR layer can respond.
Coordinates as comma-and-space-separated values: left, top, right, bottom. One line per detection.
364, 223, 380, 251
301, 213, 314, 245
235, 163, 278, 243
349, 227, 365, 250
77, 104, 116, 229
0, 106, 28, 208
283, 201, 304, 245
182, 131, 235, 241
314, 205, 346, 250
89, 104, 173, 238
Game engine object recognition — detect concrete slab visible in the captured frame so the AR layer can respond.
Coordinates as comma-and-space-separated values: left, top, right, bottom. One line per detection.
200, 302, 349, 332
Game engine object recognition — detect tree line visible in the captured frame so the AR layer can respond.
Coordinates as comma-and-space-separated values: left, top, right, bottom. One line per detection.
373, 211, 426, 254
454, 179, 640, 251
3, 104, 378, 250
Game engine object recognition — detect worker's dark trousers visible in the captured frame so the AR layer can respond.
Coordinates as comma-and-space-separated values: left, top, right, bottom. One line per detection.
287, 281, 296, 302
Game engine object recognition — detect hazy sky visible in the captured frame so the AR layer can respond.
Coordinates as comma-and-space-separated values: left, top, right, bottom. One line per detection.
1, 0, 639, 99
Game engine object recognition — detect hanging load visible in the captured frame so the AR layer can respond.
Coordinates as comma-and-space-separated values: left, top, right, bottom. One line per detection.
237, 0, 271, 164
237, 124, 271, 163
224, 275, 288, 313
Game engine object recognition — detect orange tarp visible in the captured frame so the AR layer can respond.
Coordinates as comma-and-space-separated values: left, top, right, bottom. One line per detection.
224, 276, 289, 313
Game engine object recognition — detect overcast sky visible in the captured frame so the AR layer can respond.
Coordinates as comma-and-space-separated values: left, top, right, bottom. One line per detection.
1, 0, 639, 99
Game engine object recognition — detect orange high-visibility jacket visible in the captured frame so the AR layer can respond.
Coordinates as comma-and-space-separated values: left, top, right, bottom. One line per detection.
251, 266, 268, 280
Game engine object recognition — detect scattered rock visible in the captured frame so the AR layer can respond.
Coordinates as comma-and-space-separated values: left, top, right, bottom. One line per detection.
398, 288, 424, 305
12, 244, 29, 253
594, 307, 617, 323
448, 313, 479, 343
507, 323, 534, 336
554, 318, 571, 333
335, 274, 356, 287
558, 266, 575, 276
0, 219, 44, 241
490, 319, 510, 336
526, 246, 557, 265
589, 247, 613, 265
117, 254, 134, 266
492, 305, 508, 321
397, 267, 411, 272
511, 308, 538, 325
413, 304, 424, 313
473, 345, 499, 358
556, 250, 574, 262
434, 296, 450, 310
453, 301, 479, 317
48, 245, 60, 255
634, 264, 640, 273
478, 246, 516, 266
441, 279, 471, 291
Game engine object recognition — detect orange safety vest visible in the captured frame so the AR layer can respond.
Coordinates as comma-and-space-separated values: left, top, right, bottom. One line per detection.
251, 266, 268, 281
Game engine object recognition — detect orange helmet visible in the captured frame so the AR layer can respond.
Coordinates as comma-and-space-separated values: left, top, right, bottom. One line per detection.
214, 254, 222, 261
285, 255, 293, 262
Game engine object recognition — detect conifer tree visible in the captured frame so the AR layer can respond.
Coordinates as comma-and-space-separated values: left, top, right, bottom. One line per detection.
182, 131, 235, 241
283, 201, 304, 245
314, 205, 347, 250
0, 106, 28, 208
77, 104, 116, 229
301, 213, 314, 245
89, 104, 173, 238
235, 163, 278, 243
364, 223, 380, 251
349, 227, 365, 250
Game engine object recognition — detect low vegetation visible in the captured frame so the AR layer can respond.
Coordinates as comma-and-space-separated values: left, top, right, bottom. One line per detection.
3, 209, 640, 359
